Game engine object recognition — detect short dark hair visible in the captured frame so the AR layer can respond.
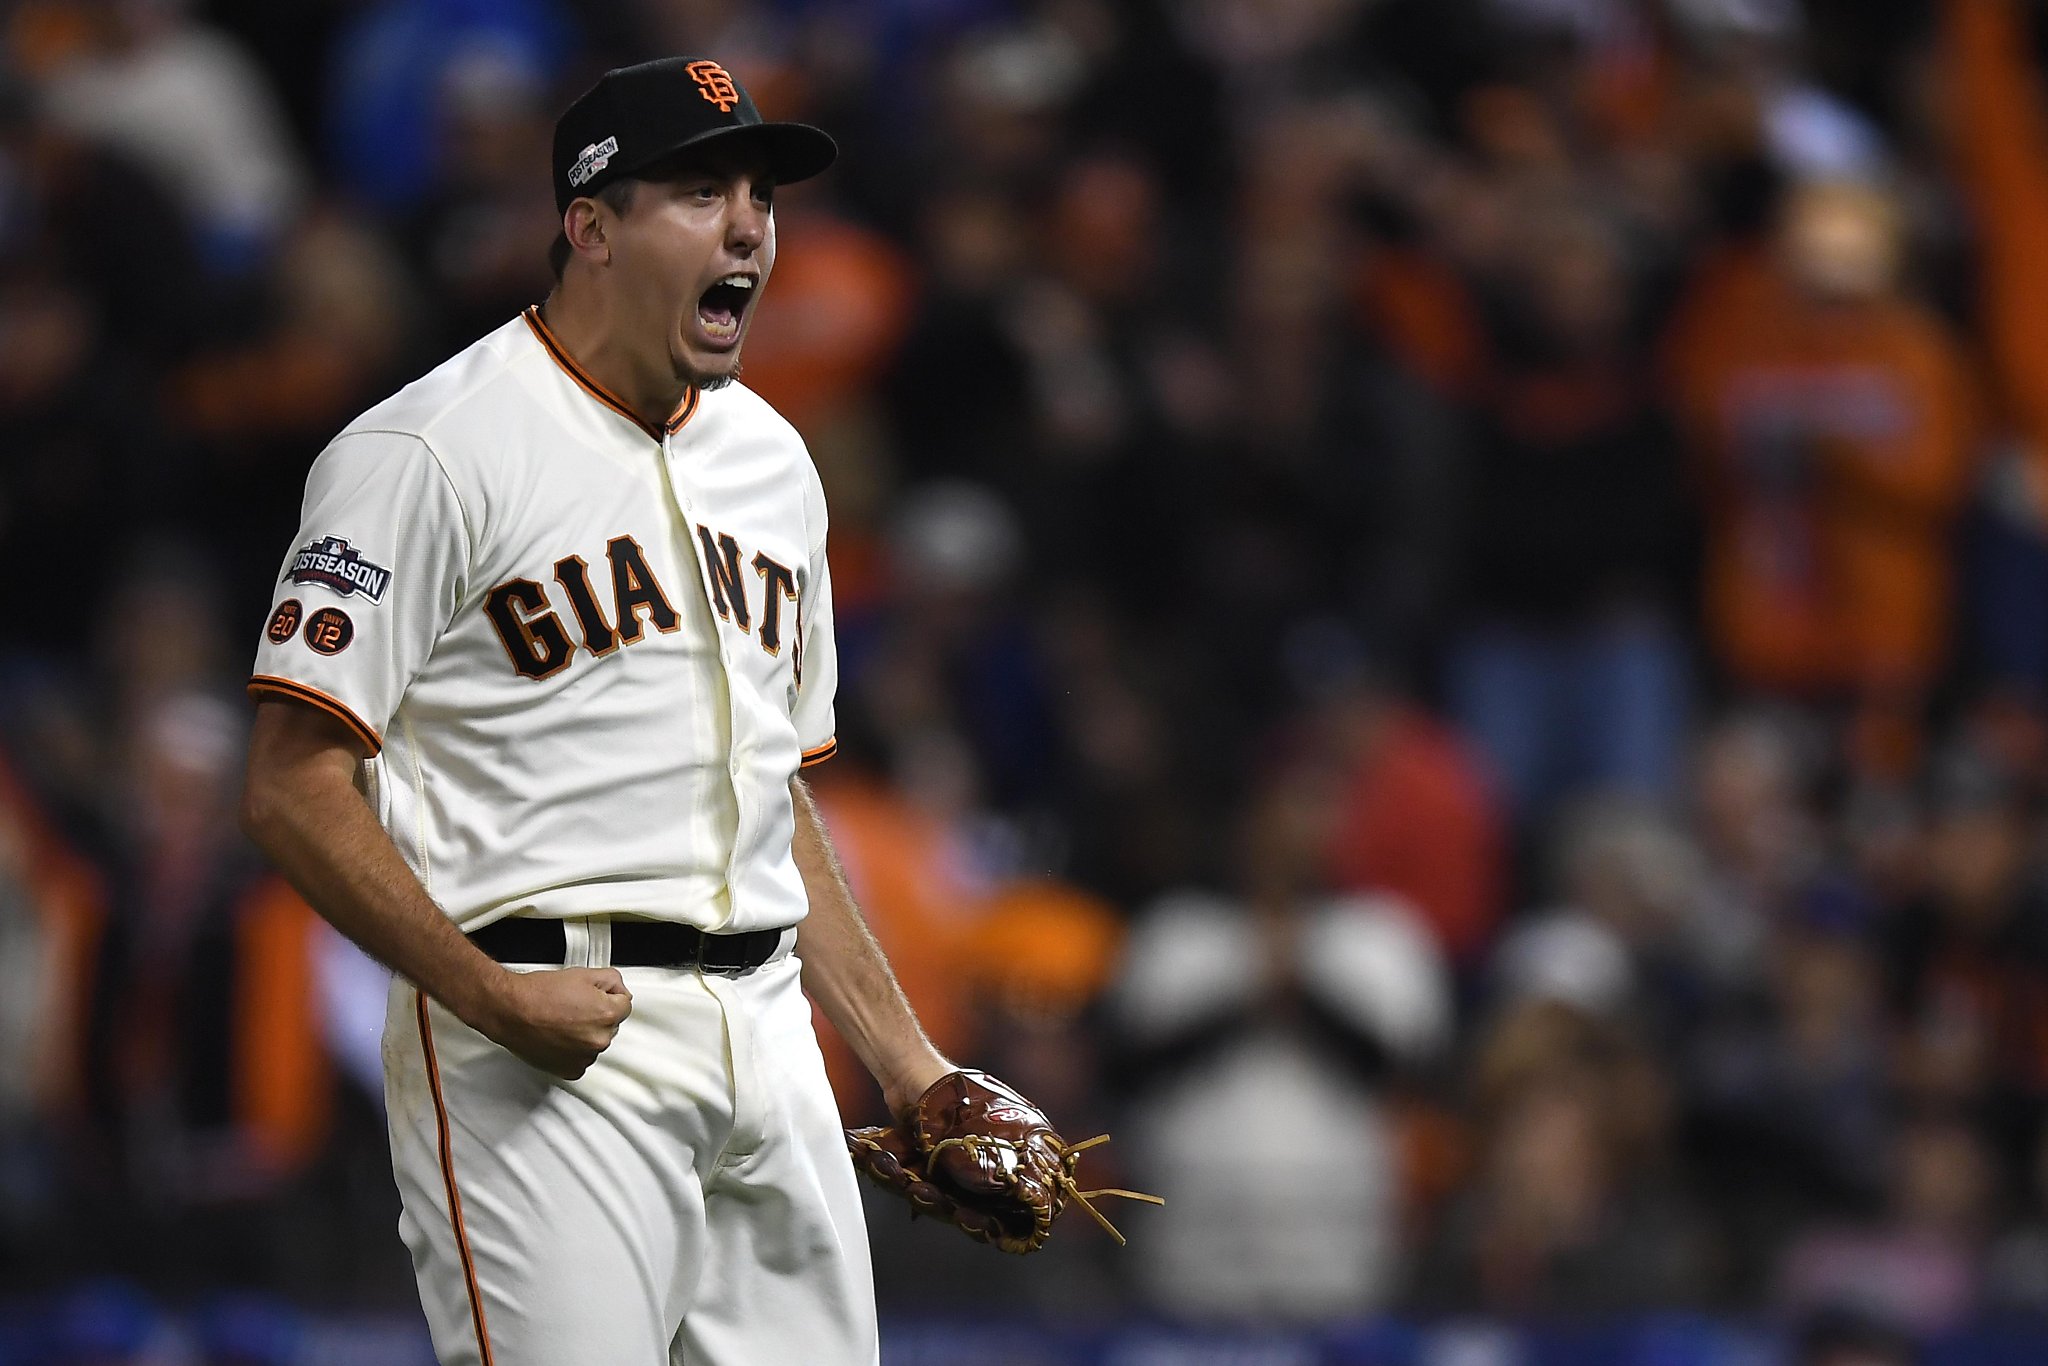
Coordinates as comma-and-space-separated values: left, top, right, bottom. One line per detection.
548, 178, 640, 280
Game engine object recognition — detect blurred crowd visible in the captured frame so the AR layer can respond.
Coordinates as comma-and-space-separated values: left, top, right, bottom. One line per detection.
7, 0, 2048, 1347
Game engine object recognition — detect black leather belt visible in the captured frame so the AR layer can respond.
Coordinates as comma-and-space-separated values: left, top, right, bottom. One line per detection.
469, 917, 785, 975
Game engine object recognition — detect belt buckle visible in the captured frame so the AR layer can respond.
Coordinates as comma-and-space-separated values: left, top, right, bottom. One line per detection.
695, 931, 741, 976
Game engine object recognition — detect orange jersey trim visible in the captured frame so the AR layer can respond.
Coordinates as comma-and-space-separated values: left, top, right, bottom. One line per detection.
522, 306, 699, 440
800, 738, 838, 768
247, 675, 383, 756
416, 993, 497, 1366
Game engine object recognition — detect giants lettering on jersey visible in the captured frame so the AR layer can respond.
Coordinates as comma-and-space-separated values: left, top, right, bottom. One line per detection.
485, 529, 802, 682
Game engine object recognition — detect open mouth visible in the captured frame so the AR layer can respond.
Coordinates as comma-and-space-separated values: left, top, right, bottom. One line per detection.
696, 273, 756, 347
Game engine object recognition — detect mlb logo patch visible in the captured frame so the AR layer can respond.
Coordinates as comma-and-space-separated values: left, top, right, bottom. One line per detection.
569, 136, 620, 188
287, 535, 392, 603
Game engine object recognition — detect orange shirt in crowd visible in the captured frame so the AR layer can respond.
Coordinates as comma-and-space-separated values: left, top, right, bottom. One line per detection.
230, 877, 333, 1172
728, 211, 914, 428
2, 750, 330, 1171
1666, 256, 1979, 699
1944, 0, 2048, 468
1352, 244, 1486, 398
808, 771, 978, 1121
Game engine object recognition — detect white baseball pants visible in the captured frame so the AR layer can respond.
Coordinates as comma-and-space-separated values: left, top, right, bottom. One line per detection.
381, 950, 878, 1366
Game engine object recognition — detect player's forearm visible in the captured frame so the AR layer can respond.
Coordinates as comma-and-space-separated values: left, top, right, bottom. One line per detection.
788, 778, 951, 1111
241, 708, 512, 1033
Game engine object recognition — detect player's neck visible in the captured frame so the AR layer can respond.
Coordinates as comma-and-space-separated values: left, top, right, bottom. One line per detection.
536, 289, 691, 432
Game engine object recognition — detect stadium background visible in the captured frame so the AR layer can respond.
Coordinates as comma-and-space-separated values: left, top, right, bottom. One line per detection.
6, 0, 2048, 1361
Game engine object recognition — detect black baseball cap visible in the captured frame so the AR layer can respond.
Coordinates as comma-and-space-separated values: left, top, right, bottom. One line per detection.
552, 57, 837, 213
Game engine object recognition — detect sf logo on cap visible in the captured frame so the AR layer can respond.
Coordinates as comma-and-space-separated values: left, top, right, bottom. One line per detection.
687, 60, 740, 112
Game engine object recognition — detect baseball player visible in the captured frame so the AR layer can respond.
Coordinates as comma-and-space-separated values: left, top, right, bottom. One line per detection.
235, 58, 1103, 1366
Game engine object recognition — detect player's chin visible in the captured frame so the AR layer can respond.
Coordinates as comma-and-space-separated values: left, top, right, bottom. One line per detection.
687, 349, 744, 392
675, 333, 746, 391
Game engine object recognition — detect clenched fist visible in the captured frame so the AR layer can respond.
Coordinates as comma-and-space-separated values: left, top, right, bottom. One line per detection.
477, 967, 634, 1079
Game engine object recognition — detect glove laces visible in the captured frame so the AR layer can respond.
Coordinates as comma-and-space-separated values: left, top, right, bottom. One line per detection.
1054, 1134, 1165, 1246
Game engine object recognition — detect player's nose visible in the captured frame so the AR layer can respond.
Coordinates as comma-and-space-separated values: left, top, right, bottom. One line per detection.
725, 190, 768, 252
725, 217, 764, 255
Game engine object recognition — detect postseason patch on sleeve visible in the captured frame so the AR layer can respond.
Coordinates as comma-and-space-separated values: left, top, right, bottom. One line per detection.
287, 536, 392, 604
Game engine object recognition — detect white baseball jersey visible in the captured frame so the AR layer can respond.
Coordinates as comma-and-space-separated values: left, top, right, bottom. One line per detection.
248, 306, 838, 935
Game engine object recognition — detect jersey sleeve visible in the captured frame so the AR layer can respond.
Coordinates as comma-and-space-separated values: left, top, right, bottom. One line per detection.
792, 498, 838, 768
248, 430, 471, 753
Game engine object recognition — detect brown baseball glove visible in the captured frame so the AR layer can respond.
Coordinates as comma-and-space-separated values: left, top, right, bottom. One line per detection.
846, 1068, 1161, 1254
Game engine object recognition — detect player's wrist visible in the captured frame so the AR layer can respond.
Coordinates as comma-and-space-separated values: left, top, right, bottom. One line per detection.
878, 1046, 956, 1116
441, 957, 523, 1041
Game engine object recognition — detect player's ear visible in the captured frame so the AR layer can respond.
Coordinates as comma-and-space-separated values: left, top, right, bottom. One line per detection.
562, 199, 612, 268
